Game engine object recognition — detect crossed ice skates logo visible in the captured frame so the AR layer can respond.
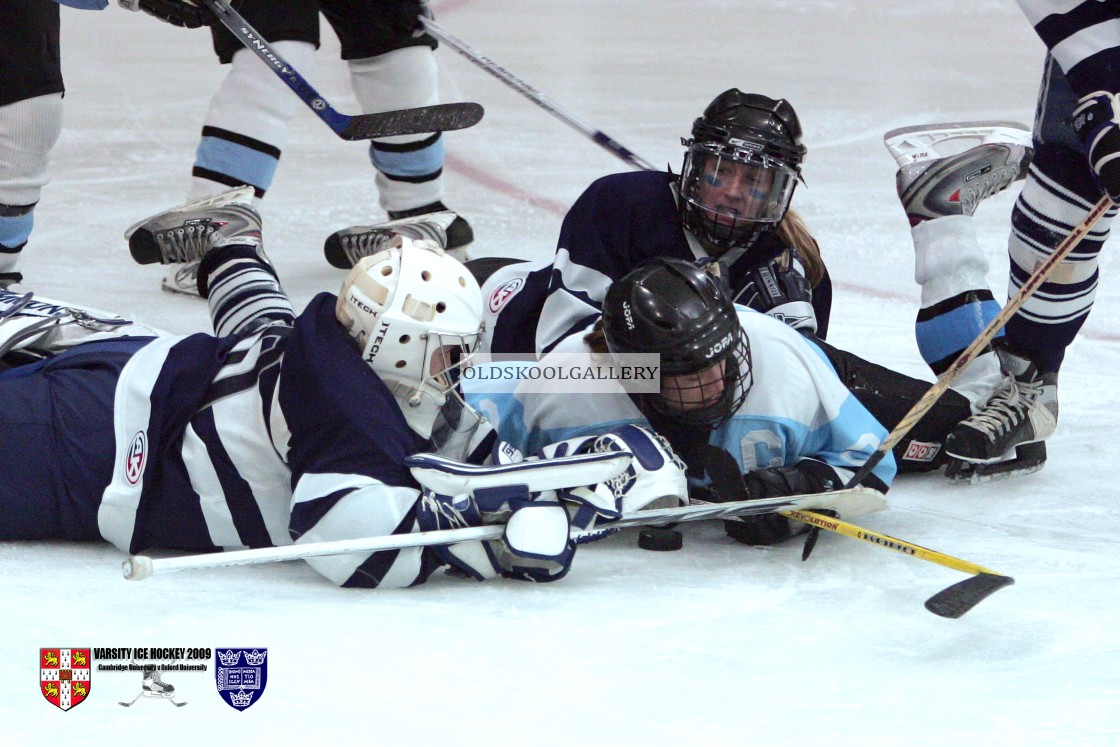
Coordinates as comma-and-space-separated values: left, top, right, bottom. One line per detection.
118, 659, 187, 707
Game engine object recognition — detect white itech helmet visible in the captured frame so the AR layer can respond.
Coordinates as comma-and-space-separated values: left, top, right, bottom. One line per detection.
335, 236, 485, 438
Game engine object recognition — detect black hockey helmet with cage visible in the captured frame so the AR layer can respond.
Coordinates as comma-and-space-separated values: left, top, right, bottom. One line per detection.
679, 89, 807, 253
602, 258, 752, 429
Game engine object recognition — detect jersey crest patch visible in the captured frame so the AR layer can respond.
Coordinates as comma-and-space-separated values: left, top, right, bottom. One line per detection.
488, 277, 524, 314
125, 431, 148, 485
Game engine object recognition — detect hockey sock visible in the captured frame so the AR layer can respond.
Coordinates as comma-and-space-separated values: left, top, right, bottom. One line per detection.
1004, 148, 1116, 372
911, 215, 1004, 406
349, 47, 445, 212
0, 208, 31, 277
0, 93, 63, 274
189, 41, 315, 201
199, 245, 293, 337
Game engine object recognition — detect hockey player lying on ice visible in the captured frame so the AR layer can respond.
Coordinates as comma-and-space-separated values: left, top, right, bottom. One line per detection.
461, 91, 1041, 484
464, 258, 895, 546
0, 187, 694, 587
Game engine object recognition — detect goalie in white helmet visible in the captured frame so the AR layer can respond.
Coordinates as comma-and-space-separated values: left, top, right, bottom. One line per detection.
336, 239, 487, 443
0, 187, 687, 587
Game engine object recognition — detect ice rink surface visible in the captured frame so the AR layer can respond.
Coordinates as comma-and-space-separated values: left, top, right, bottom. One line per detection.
4, 1, 1118, 743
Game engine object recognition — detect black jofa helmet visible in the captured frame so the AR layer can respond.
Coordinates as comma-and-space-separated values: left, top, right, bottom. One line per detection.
678, 89, 807, 254
602, 258, 752, 429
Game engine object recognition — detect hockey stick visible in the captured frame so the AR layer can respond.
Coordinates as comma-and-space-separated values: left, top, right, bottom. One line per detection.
421, 17, 657, 171
119, 692, 187, 707
819, 194, 1113, 616
122, 486, 885, 580
198, 0, 484, 140
845, 193, 1114, 490
781, 509, 1013, 618
118, 693, 143, 707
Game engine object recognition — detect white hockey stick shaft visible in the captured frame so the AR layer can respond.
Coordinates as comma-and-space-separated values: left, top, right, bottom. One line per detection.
123, 486, 884, 580
422, 17, 658, 172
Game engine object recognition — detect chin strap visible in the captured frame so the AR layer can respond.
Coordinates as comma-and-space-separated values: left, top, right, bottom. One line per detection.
386, 379, 444, 439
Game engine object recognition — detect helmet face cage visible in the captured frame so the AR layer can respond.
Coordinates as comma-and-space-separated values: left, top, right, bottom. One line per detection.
679, 139, 799, 251
425, 330, 482, 403
644, 325, 752, 429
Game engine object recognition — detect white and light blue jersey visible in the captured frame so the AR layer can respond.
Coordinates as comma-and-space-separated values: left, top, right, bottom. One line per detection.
465, 307, 895, 490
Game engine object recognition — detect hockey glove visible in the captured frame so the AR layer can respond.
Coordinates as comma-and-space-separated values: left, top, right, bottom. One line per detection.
723, 460, 840, 546
388, 0, 434, 36
1072, 91, 1120, 202
118, 0, 214, 29
538, 424, 688, 533
732, 258, 817, 334
416, 486, 575, 583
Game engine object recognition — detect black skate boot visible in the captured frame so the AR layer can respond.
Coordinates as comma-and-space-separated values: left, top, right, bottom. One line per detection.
944, 345, 1058, 482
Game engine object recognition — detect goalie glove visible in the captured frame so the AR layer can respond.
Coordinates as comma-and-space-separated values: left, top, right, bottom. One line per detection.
118, 0, 214, 29
538, 424, 689, 533
416, 486, 575, 583
1072, 91, 1120, 202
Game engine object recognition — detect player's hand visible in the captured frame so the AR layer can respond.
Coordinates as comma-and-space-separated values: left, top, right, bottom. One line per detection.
118, 0, 215, 29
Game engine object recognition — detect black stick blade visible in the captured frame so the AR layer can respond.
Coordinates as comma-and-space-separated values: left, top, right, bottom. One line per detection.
339, 103, 485, 140
925, 572, 1015, 619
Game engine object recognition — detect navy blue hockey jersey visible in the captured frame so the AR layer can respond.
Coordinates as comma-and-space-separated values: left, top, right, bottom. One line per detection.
484, 171, 832, 356
52, 294, 442, 588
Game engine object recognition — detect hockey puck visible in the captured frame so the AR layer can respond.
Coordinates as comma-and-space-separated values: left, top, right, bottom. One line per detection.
638, 528, 683, 551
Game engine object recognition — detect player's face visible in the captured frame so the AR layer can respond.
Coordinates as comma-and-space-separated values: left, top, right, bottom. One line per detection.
660, 360, 727, 412
695, 158, 776, 226
428, 343, 460, 386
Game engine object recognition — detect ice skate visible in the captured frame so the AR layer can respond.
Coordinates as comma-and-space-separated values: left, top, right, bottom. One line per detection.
159, 260, 203, 297
120, 668, 187, 707
885, 121, 1033, 224
143, 668, 174, 696
944, 345, 1058, 483
323, 209, 457, 269
126, 185, 262, 267
389, 201, 473, 250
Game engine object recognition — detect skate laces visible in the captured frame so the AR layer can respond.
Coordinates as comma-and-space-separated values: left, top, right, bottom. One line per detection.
171, 259, 201, 287
341, 231, 394, 267
958, 164, 1019, 215
155, 224, 216, 263
966, 375, 1043, 438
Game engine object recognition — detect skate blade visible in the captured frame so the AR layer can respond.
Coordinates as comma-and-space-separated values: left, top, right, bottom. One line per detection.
160, 279, 204, 298
884, 121, 1031, 167
945, 441, 1046, 484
